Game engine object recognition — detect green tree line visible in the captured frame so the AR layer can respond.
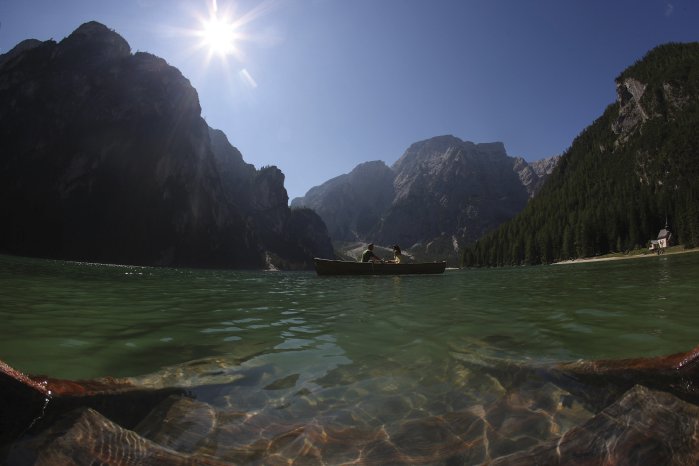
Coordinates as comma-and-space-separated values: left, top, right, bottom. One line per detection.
463, 43, 699, 267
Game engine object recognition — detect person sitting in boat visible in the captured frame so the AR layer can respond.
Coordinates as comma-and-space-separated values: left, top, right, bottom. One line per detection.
385, 245, 402, 263
361, 243, 383, 263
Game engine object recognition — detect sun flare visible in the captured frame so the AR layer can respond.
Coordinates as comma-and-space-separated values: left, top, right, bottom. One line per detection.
185, 0, 276, 87
200, 14, 239, 57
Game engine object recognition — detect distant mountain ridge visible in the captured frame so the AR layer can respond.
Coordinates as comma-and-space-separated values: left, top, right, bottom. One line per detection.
292, 135, 558, 261
463, 42, 699, 266
0, 21, 334, 269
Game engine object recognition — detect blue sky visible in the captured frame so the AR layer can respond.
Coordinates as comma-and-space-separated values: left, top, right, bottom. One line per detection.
1, 0, 698, 200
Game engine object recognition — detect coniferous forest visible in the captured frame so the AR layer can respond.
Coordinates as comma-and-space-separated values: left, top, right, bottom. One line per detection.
463, 43, 699, 267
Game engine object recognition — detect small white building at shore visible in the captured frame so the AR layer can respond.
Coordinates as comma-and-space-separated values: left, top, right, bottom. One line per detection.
649, 225, 672, 253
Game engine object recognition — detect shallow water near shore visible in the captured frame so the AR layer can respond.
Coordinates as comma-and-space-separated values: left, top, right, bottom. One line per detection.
2, 252, 699, 463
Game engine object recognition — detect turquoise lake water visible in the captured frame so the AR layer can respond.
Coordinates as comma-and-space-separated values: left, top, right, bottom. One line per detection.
2, 252, 698, 380
2, 252, 699, 463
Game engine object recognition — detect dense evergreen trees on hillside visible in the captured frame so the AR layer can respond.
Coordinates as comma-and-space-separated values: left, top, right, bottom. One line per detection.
462, 43, 699, 267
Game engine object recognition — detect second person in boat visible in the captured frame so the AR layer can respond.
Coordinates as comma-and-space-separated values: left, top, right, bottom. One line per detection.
385, 245, 402, 263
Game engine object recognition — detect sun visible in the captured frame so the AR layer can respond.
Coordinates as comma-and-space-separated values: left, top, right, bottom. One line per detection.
201, 15, 239, 57
184, 0, 276, 81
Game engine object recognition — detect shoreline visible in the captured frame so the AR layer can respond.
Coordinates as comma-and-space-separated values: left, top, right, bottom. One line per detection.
553, 246, 699, 265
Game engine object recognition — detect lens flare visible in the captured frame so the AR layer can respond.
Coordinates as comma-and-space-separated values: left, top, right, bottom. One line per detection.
201, 15, 238, 57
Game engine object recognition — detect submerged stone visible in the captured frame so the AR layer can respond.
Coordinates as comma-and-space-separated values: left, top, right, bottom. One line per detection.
16, 408, 228, 466
3, 342, 699, 464
550, 342, 699, 410
491, 385, 699, 465
135, 396, 217, 454
0, 360, 51, 447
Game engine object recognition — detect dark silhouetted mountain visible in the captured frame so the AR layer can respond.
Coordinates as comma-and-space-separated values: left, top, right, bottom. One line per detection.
292, 135, 557, 262
463, 42, 699, 266
0, 21, 333, 269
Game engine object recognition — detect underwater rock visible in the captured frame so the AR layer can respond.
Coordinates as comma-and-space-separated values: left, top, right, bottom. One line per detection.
4, 343, 699, 465
135, 396, 217, 454
0, 360, 51, 446
555, 343, 699, 376
27, 408, 227, 466
491, 385, 699, 466
452, 339, 699, 412
550, 343, 699, 410
0, 359, 185, 449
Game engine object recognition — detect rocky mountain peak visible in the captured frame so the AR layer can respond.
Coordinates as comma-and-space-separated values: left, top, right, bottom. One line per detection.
52, 21, 131, 65
0, 22, 334, 269
346, 160, 395, 194
393, 135, 471, 172
0, 39, 43, 68
530, 156, 561, 177
253, 166, 289, 211
293, 134, 559, 263
70, 21, 122, 40
512, 157, 537, 195
475, 141, 507, 154
350, 160, 390, 175
514, 155, 561, 198
290, 160, 395, 242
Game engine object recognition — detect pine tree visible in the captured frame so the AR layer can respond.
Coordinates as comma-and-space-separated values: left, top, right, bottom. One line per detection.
461, 43, 699, 266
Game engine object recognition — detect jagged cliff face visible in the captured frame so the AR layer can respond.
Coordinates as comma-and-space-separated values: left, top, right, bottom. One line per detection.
612, 55, 699, 189
612, 76, 694, 144
514, 155, 561, 197
207, 128, 334, 268
292, 135, 558, 258
0, 21, 333, 269
291, 161, 395, 241
379, 137, 530, 247
208, 127, 256, 210
530, 156, 560, 178
612, 78, 650, 143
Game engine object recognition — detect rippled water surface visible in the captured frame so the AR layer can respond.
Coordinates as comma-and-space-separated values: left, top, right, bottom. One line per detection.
2, 253, 699, 463
3, 253, 698, 380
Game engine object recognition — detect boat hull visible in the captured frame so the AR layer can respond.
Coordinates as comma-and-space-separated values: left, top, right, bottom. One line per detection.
314, 258, 446, 276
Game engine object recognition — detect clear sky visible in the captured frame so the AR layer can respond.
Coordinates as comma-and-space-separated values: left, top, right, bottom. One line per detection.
1, 1, 698, 200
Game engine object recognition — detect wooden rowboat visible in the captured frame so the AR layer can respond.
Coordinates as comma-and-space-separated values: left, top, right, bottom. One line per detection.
314, 258, 447, 276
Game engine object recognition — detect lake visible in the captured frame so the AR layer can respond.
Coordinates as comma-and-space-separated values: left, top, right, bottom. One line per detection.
2, 252, 699, 463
